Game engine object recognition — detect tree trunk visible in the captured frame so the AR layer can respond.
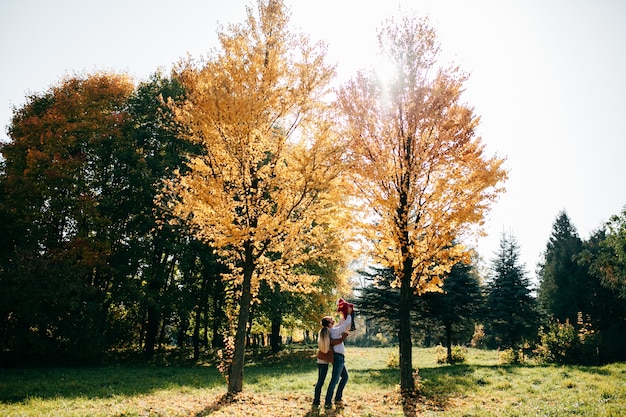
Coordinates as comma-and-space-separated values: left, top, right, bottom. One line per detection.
270, 315, 282, 353
193, 306, 201, 360
227, 243, 255, 394
144, 304, 159, 360
399, 262, 414, 392
211, 278, 225, 349
445, 320, 453, 363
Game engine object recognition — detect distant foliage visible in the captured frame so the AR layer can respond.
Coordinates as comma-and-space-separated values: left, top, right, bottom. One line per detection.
471, 324, 487, 348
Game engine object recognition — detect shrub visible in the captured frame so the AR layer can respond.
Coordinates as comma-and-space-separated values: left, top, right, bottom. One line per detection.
534, 315, 598, 365
386, 351, 399, 368
471, 324, 486, 348
434, 344, 467, 364
498, 348, 524, 365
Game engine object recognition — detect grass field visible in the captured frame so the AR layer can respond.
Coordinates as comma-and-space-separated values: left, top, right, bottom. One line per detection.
1, 347, 625, 416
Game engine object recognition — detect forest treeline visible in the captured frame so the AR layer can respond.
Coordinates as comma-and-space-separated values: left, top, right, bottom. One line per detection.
2, 70, 625, 367
1, 0, 625, 378
357, 212, 626, 364
0, 70, 342, 366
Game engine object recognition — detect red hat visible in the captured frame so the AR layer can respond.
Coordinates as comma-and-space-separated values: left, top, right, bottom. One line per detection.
337, 298, 354, 313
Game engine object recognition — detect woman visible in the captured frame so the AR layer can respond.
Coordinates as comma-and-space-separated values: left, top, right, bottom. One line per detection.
324, 302, 352, 409
312, 316, 347, 408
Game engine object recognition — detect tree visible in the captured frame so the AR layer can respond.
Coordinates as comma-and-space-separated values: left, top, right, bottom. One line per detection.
578, 220, 626, 362
0, 73, 136, 362
0, 70, 214, 365
537, 211, 593, 324
125, 72, 206, 360
336, 15, 507, 391
255, 254, 349, 352
421, 258, 483, 362
588, 207, 626, 300
483, 232, 539, 350
170, 0, 347, 393
356, 267, 402, 339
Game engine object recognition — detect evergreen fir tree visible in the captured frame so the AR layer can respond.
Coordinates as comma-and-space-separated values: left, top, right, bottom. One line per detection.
484, 232, 539, 349
422, 260, 483, 361
537, 211, 590, 324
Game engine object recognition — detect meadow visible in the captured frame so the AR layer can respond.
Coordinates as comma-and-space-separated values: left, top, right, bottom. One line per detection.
1, 347, 625, 417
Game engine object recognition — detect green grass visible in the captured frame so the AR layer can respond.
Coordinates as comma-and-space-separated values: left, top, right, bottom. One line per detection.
1, 347, 625, 416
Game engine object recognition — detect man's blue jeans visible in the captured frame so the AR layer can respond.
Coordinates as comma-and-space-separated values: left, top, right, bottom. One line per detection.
325, 352, 348, 406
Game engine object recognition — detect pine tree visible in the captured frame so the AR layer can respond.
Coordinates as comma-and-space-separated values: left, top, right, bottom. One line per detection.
356, 266, 402, 337
421, 259, 483, 362
484, 232, 538, 349
537, 211, 592, 324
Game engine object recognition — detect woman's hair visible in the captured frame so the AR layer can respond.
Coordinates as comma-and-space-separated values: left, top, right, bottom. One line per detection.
318, 317, 331, 353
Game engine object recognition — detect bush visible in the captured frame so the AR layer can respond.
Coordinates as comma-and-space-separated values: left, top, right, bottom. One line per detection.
498, 348, 524, 365
534, 315, 598, 365
386, 351, 399, 368
435, 344, 467, 364
471, 324, 486, 348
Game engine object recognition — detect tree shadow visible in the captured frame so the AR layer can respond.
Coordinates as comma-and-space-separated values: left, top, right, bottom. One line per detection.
0, 365, 224, 403
193, 392, 236, 417
350, 363, 540, 416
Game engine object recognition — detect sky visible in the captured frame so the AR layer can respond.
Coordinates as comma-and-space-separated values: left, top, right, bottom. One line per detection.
1, 0, 625, 281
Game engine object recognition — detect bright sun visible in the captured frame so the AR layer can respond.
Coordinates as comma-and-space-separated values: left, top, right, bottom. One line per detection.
373, 57, 398, 87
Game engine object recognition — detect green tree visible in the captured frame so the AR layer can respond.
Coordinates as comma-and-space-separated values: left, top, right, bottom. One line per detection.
484, 232, 539, 350
588, 207, 626, 300
0, 73, 135, 363
255, 259, 342, 352
578, 226, 626, 362
421, 259, 483, 362
537, 211, 591, 324
0, 71, 211, 364
175, 237, 229, 359
125, 72, 204, 360
356, 267, 402, 339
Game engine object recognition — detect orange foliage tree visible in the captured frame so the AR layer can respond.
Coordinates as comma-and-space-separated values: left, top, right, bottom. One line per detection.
336, 16, 507, 392
169, 0, 349, 393
2, 73, 136, 359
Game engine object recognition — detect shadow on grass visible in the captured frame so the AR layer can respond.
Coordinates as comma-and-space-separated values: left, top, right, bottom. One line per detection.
0, 348, 315, 404
351, 363, 537, 415
0, 346, 557, 415
0, 365, 224, 403
192, 392, 236, 417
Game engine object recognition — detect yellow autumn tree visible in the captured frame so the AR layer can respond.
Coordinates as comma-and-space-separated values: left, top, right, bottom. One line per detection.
337, 15, 507, 392
169, 0, 347, 394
